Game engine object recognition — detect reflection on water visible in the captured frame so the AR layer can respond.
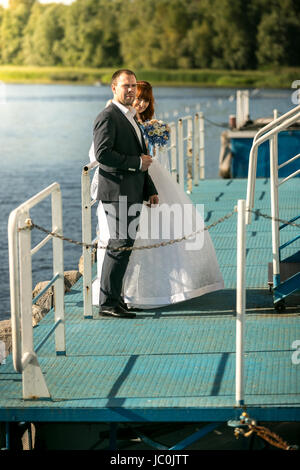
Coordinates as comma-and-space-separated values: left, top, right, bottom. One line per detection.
0, 84, 294, 319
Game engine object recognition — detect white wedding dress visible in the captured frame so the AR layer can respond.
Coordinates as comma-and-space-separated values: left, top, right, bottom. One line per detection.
89, 143, 224, 309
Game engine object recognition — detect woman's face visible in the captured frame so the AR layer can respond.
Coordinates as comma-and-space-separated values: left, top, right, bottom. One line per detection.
133, 95, 149, 114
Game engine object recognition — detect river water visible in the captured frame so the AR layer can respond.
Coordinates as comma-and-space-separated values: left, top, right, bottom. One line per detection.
0, 84, 294, 320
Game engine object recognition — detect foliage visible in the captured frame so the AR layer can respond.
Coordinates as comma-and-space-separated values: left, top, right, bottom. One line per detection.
0, 0, 299, 70
1, 65, 299, 89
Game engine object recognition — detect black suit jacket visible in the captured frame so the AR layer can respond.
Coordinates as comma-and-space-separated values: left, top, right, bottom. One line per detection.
93, 102, 157, 203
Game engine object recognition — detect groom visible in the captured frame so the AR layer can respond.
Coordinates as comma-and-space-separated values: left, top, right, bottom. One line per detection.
93, 69, 158, 318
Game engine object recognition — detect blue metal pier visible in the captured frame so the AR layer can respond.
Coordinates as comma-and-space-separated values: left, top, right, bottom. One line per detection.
1, 178, 299, 446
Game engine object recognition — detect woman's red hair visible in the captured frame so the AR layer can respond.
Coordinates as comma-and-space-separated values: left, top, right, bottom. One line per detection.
136, 81, 155, 122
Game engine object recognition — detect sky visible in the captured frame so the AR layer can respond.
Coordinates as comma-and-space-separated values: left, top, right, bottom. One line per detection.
0, 0, 75, 6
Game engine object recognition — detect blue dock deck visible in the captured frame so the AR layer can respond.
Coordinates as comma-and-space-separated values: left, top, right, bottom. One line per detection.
1, 178, 299, 426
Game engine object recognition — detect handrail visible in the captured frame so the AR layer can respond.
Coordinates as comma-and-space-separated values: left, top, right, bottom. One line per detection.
236, 199, 246, 407
8, 182, 65, 399
83, 160, 98, 172
245, 104, 300, 306
8, 209, 22, 373
278, 169, 300, 186
278, 153, 300, 170
178, 116, 193, 189
246, 106, 300, 224
168, 121, 177, 181
81, 165, 94, 319
177, 113, 205, 189
253, 103, 300, 143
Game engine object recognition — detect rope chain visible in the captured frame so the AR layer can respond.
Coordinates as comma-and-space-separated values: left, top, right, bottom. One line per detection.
234, 412, 298, 450
17, 207, 300, 252
17, 210, 236, 252
250, 208, 300, 228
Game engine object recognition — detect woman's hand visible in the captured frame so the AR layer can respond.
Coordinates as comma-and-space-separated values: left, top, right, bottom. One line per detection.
141, 154, 152, 171
147, 194, 159, 207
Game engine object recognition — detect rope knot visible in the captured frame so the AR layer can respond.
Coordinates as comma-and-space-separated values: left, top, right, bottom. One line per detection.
18, 218, 34, 232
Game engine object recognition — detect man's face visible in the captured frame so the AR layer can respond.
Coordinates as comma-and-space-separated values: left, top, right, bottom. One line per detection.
112, 73, 137, 107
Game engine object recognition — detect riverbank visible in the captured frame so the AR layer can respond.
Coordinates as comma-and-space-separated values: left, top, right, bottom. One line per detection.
0, 66, 299, 88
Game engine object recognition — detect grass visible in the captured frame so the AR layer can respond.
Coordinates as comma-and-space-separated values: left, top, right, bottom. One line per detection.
0, 65, 299, 88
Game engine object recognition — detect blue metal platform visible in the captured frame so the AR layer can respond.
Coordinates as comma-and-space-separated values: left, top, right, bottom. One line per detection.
1, 178, 299, 424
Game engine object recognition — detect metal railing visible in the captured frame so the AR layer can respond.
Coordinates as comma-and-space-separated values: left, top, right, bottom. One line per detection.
8, 182, 65, 399
246, 104, 300, 224
177, 113, 205, 189
81, 161, 98, 319
235, 199, 246, 406
246, 104, 300, 302
236, 90, 249, 128
235, 105, 300, 403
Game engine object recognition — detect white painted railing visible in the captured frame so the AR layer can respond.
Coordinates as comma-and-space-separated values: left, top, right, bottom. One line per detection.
235, 104, 300, 404
177, 112, 205, 189
8, 182, 65, 399
81, 161, 98, 319
246, 103, 300, 225
246, 104, 300, 295
236, 90, 249, 128
236, 199, 246, 406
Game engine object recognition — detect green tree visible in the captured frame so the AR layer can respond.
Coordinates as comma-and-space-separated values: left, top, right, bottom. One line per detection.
182, 0, 214, 68
8, 0, 35, 7
61, 0, 121, 67
118, 0, 190, 69
22, 3, 66, 65
184, 20, 214, 68
209, 0, 258, 70
256, 0, 300, 67
0, 0, 300, 70
0, 0, 35, 64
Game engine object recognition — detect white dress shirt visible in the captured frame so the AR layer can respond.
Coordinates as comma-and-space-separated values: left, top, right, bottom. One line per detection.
112, 99, 143, 170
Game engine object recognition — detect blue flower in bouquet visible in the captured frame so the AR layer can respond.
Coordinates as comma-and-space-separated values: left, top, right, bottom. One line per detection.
142, 119, 170, 148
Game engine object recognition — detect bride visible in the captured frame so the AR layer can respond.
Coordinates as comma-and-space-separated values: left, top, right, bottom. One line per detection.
89, 81, 224, 309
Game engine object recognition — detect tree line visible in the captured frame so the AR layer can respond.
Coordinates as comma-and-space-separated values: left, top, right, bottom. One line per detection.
0, 0, 300, 70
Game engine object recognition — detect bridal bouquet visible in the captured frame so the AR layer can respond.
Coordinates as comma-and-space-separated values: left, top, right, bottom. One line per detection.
142, 119, 170, 148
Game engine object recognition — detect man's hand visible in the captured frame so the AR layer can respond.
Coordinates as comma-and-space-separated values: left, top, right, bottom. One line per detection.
141, 154, 152, 171
146, 194, 159, 207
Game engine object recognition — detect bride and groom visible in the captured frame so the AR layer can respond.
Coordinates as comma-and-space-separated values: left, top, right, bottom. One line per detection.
90, 69, 224, 318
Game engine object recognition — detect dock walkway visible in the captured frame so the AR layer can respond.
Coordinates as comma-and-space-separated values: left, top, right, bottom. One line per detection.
0, 178, 299, 426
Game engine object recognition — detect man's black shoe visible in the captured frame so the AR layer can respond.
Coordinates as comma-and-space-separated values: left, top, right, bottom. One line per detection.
119, 300, 143, 312
99, 305, 136, 319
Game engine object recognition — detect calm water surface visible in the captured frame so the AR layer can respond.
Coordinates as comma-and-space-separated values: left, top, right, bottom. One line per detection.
0, 84, 294, 320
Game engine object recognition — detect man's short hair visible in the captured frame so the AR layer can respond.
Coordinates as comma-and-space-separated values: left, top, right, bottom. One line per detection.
111, 69, 136, 86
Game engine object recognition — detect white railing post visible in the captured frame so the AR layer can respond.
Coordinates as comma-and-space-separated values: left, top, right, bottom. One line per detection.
236, 199, 246, 407
270, 109, 280, 288
8, 182, 66, 399
177, 118, 184, 189
236, 90, 249, 128
18, 211, 51, 399
169, 122, 178, 182
8, 210, 22, 373
193, 113, 199, 186
51, 187, 66, 354
186, 116, 193, 193
245, 145, 258, 225
199, 112, 205, 180
81, 165, 93, 319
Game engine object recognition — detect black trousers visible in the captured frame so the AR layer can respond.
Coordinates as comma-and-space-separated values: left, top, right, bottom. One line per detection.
100, 200, 141, 308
